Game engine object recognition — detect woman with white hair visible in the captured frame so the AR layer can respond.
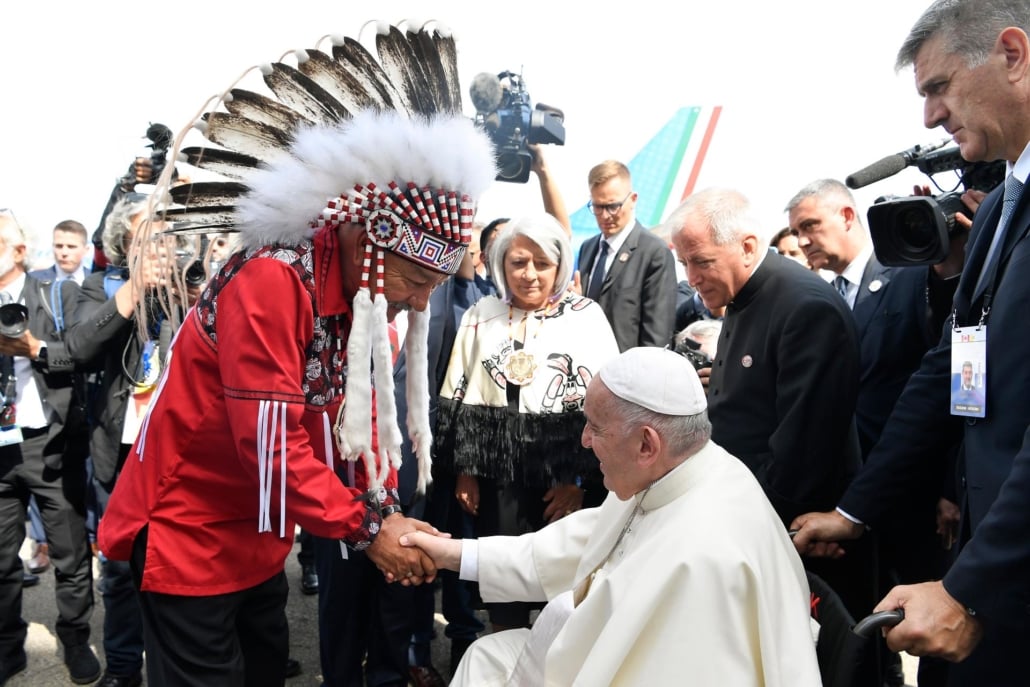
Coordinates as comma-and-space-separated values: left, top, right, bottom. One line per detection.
436, 212, 619, 633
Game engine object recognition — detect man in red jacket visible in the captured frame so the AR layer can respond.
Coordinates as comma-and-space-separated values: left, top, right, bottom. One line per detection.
96, 25, 497, 686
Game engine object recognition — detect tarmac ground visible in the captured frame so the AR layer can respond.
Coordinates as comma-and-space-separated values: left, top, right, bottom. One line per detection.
11, 530, 918, 686
10, 530, 459, 686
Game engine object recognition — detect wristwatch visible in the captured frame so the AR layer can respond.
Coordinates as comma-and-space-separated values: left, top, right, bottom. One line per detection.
31, 343, 48, 371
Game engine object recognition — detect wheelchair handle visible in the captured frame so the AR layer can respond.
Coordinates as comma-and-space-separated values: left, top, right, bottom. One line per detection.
852, 609, 905, 638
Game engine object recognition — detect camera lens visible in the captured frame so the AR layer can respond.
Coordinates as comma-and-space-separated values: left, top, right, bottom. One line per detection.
184, 260, 207, 287
0, 303, 29, 338
867, 196, 950, 266
495, 152, 531, 183
895, 206, 938, 253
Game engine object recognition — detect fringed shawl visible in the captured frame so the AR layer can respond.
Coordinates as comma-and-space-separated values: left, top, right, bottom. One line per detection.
436, 293, 620, 486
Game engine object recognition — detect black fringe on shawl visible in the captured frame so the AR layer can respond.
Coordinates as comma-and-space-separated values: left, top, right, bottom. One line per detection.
435, 398, 598, 488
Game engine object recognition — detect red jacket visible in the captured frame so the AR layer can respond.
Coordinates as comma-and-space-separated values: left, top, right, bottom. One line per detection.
99, 227, 398, 595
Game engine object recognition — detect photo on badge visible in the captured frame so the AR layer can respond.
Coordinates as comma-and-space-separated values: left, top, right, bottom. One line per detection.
951, 326, 987, 418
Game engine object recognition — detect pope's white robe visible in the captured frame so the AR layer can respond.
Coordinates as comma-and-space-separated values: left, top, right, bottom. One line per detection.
453, 440, 821, 687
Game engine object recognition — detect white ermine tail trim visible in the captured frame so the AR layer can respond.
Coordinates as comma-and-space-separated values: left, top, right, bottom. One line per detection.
405, 307, 433, 494
371, 295, 402, 490
340, 288, 374, 464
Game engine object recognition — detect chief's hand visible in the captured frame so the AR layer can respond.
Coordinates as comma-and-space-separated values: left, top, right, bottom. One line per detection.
875, 581, 983, 662
542, 483, 584, 523
399, 530, 463, 572
789, 510, 863, 558
366, 514, 440, 586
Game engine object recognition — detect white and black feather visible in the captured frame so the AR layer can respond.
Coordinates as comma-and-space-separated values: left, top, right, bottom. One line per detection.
225, 88, 312, 132
179, 147, 261, 181
262, 62, 350, 126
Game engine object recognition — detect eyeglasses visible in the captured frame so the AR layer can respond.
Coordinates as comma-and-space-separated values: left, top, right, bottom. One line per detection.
587, 191, 633, 216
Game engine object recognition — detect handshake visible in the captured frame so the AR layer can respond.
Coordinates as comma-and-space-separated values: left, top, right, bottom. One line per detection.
365, 513, 463, 586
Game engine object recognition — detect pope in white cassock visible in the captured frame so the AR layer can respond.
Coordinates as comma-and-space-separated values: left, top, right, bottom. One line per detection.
401, 347, 821, 686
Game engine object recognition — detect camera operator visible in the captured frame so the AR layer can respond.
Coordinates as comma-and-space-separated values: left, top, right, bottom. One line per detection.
61, 195, 185, 686
0, 210, 99, 684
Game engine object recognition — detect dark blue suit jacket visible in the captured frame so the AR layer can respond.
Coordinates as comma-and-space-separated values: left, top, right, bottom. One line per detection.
578, 222, 677, 351
840, 182, 1030, 682
27, 265, 90, 284
851, 257, 937, 458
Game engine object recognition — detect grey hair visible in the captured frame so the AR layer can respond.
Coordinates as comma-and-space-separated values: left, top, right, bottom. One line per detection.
682, 319, 723, 347
663, 187, 767, 249
0, 212, 28, 270
897, 0, 1030, 71
103, 195, 151, 267
608, 392, 712, 459
783, 178, 858, 218
489, 213, 573, 303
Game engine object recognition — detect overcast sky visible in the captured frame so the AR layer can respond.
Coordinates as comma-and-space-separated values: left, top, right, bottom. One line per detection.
2, 0, 950, 262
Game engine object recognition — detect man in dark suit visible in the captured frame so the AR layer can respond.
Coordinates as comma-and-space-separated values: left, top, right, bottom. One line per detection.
791, 2, 1030, 683
23, 219, 92, 577
28, 219, 91, 285
787, 178, 960, 686
666, 188, 871, 627
0, 211, 98, 685
578, 161, 676, 351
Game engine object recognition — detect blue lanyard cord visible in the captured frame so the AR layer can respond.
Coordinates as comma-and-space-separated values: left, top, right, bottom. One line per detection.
49, 280, 65, 333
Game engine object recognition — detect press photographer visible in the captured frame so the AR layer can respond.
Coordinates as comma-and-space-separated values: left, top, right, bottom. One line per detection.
0, 210, 101, 684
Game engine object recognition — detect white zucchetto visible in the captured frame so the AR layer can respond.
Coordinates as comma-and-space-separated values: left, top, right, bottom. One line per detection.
598, 347, 707, 415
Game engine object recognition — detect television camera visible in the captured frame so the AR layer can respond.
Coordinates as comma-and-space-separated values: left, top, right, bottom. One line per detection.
845, 140, 1005, 266
469, 71, 565, 183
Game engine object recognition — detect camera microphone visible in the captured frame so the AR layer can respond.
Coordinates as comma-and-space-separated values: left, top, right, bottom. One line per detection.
469, 72, 503, 114
845, 138, 951, 189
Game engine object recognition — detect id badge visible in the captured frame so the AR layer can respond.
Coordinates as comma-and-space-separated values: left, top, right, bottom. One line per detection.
0, 425, 24, 447
951, 325, 987, 418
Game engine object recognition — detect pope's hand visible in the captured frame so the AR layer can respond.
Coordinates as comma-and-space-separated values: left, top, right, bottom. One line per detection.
875, 581, 983, 662
399, 530, 463, 573
366, 514, 440, 586
789, 510, 863, 558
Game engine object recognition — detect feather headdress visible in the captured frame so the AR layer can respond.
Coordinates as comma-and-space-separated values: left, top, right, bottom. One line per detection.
153, 20, 496, 498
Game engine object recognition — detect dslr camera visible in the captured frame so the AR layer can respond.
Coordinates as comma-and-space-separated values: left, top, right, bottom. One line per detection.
469, 71, 566, 183
670, 336, 712, 372
143, 122, 174, 184
862, 147, 1004, 266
